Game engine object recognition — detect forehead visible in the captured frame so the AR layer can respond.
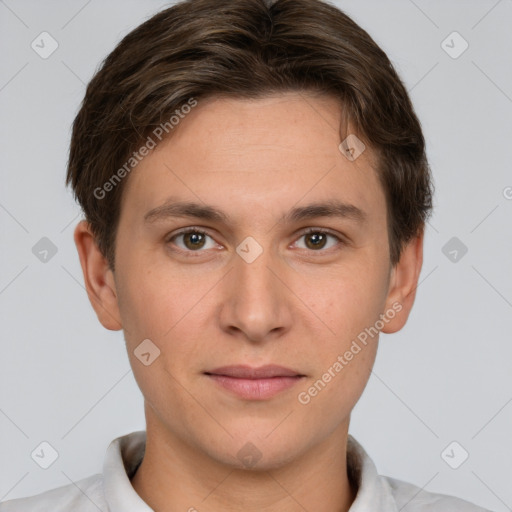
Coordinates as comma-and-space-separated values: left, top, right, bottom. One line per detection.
120, 93, 386, 226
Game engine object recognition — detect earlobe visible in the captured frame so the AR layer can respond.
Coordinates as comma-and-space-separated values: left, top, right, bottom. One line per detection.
381, 230, 425, 334
73, 220, 123, 331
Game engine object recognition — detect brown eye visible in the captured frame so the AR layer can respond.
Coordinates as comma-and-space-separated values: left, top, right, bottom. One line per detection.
168, 229, 217, 252
304, 232, 328, 250
294, 229, 342, 252
182, 231, 207, 250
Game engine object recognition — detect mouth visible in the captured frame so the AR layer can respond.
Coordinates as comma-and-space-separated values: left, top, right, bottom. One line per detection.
204, 365, 306, 400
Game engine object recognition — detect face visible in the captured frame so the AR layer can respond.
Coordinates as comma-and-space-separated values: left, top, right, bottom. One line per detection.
77, 92, 422, 470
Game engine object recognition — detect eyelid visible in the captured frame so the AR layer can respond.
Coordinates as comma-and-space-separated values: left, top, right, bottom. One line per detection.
165, 226, 220, 253
297, 226, 343, 239
166, 226, 211, 241
291, 227, 345, 251
165, 226, 346, 253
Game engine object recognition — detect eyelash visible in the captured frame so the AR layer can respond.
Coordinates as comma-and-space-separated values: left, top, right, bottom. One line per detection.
165, 226, 345, 256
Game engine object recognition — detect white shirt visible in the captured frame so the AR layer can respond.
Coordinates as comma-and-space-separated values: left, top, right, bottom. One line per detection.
0, 430, 491, 511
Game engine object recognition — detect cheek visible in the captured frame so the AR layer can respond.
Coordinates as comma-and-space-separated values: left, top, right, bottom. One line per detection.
291, 263, 386, 410
116, 276, 166, 340
314, 344, 377, 421
296, 283, 380, 418
300, 263, 388, 343
115, 257, 218, 385
115, 254, 192, 341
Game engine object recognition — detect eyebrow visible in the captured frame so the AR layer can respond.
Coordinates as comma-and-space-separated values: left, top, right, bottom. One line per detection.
144, 198, 367, 225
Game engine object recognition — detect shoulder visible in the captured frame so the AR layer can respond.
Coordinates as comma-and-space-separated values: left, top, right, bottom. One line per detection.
383, 474, 492, 512
0, 474, 104, 512
346, 435, 493, 512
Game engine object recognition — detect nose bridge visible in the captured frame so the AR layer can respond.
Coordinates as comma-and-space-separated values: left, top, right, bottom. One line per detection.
220, 240, 291, 341
236, 248, 279, 301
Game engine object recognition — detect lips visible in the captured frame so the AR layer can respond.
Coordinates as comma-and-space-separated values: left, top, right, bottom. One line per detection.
205, 364, 304, 379
204, 365, 305, 400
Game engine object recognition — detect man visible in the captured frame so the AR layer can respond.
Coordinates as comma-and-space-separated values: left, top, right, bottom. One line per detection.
0, 0, 492, 510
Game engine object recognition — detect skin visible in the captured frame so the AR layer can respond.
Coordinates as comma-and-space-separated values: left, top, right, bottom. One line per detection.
74, 92, 424, 512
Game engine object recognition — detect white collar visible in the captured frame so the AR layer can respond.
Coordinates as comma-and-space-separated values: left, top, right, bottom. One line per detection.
101, 430, 398, 511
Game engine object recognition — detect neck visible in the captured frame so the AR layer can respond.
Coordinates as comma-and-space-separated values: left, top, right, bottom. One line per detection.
130, 417, 357, 512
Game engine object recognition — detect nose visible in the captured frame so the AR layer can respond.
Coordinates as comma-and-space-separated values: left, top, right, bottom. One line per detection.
218, 246, 293, 344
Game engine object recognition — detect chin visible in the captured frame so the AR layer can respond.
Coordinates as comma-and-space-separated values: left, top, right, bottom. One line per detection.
200, 425, 311, 471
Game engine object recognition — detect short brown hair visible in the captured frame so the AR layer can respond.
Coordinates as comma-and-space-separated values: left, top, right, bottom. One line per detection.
66, 0, 434, 270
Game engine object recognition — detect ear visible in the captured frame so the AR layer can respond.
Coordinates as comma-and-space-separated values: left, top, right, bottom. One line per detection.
381, 229, 424, 334
73, 220, 122, 331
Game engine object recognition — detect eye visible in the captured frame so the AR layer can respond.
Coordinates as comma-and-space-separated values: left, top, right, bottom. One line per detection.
167, 228, 219, 252
293, 228, 343, 252
166, 227, 344, 255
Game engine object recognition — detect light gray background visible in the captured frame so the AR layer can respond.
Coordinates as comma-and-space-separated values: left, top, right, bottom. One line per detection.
1, 0, 511, 510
